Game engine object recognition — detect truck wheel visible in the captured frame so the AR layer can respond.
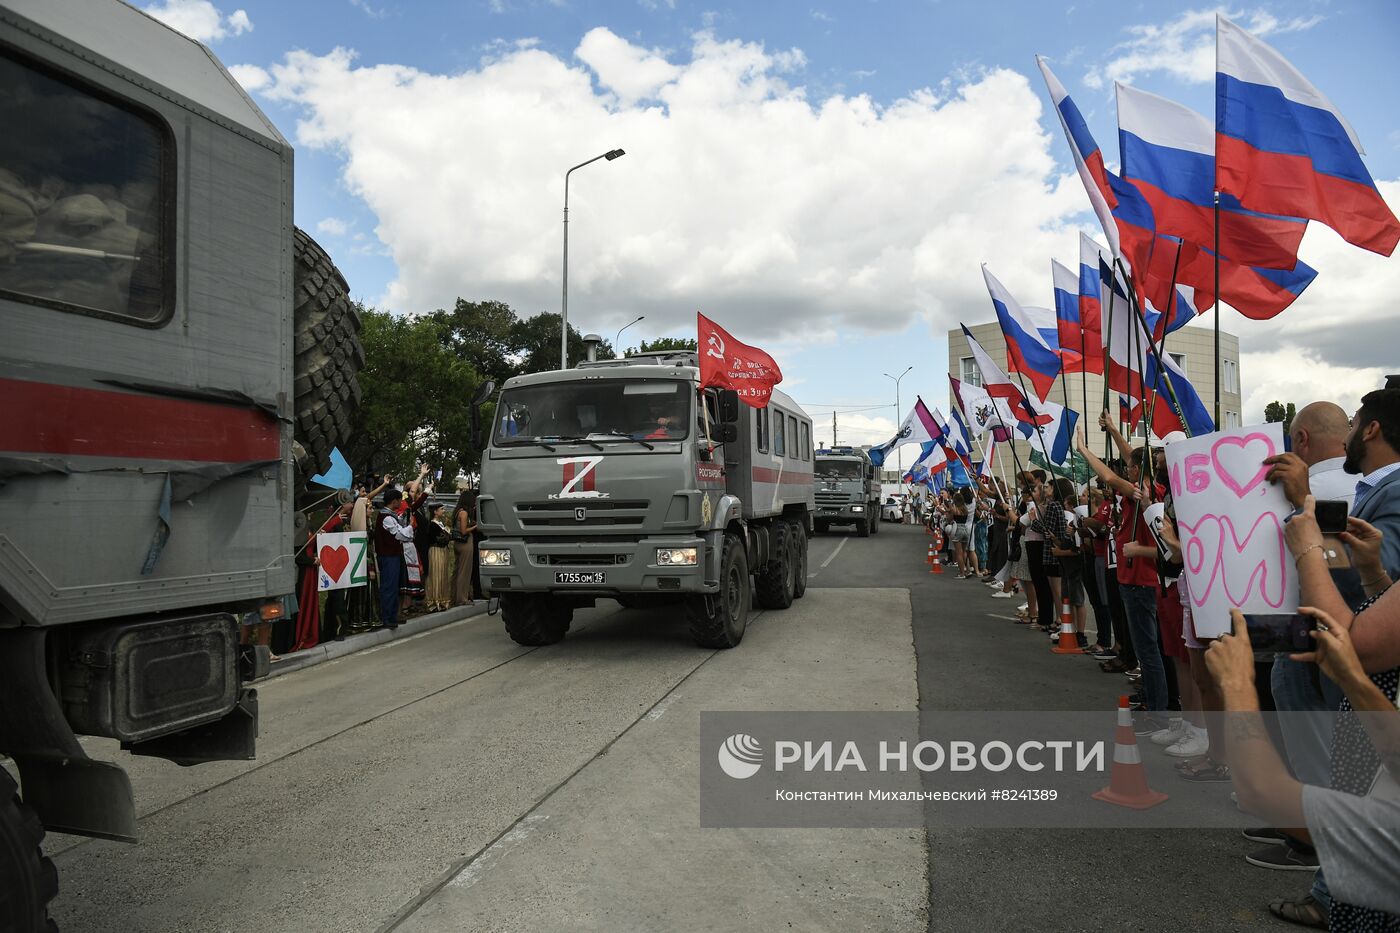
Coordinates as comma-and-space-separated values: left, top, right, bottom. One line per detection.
0, 769, 58, 933
856, 517, 870, 538
500, 594, 572, 646
869, 511, 879, 535
293, 226, 363, 478
792, 520, 808, 599
754, 522, 795, 610
687, 532, 750, 648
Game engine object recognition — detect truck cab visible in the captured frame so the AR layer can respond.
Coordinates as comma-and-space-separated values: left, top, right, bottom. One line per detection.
477, 350, 813, 649
813, 447, 880, 537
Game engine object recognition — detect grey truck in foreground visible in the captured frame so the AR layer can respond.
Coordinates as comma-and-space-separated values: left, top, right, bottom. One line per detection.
476, 350, 814, 648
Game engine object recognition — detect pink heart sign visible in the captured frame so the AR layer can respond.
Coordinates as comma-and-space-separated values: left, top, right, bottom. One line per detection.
1210, 432, 1274, 499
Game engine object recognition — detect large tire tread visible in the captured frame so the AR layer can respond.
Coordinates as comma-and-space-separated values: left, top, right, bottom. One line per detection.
0, 769, 59, 933
501, 595, 571, 646
293, 227, 362, 477
792, 519, 809, 599
687, 533, 750, 648
754, 522, 795, 609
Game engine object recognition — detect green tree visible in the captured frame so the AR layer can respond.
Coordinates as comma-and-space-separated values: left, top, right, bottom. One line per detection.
344, 305, 489, 481
510, 312, 616, 373
1263, 400, 1297, 433
431, 299, 519, 387
629, 336, 698, 355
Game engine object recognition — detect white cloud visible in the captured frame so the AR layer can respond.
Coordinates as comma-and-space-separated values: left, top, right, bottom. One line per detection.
258, 30, 1083, 341
1083, 6, 1323, 89
349, 0, 389, 19
1241, 347, 1386, 424
228, 63, 271, 93
142, 0, 252, 43
317, 217, 351, 237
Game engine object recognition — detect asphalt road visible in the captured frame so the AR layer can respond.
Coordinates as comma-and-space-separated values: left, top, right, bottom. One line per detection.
31, 522, 1304, 931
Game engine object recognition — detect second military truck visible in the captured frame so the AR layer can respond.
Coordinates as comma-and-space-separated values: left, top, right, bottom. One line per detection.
476, 349, 814, 649
813, 446, 881, 537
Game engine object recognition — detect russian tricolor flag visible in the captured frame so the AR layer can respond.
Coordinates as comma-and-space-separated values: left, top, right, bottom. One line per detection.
1052, 258, 1096, 374
1103, 292, 1215, 438
1117, 82, 1307, 271
1038, 56, 1119, 255
1216, 15, 1399, 256
960, 324, 1051, 433
983, 265, 1062, 402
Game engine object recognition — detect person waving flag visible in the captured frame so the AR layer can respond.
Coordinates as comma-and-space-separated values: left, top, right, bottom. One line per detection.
1216, 15, 1399, 256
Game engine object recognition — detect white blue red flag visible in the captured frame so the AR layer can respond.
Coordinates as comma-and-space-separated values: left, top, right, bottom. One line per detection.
982, 265, 1062, 402
1051, 259, 1094, 374
1027, 398, 1079, 468
869, 397, 942, 467
1117, 82, 1307, 270
949, 374, 1017, 444
1038, 56, 1119, 255
959, 325, 1053, 436
1216, 15, 1399, 256
1103, 292, 1215, 437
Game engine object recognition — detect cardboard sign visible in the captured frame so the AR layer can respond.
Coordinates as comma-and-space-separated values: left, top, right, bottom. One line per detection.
1164, 423, 1296, 638
317, 531, 369, 591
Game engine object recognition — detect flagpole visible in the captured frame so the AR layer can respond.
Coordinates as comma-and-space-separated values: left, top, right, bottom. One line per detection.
1101, 263, 1119, 463
1213, 190, 1221, 426
1140, 239, 1181, 438
1012, 367, 1058, 476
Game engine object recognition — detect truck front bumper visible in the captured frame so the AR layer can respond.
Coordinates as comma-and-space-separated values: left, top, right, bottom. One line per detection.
815, 505, 867, 525
480, 535, 714, 596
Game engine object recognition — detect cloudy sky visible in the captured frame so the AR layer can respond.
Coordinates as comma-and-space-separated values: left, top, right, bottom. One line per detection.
147, 0, 1400, 444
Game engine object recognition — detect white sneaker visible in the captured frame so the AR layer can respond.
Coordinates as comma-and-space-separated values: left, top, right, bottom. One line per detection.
990, 591, 1013, 598
1017, 603, 1029, 612
1165, 726, 1209, 758
1149, 718, 1186, 746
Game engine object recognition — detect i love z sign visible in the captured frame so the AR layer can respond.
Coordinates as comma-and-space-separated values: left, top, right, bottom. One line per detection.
317, 531, 369, 591
1165, 423, 1297, 638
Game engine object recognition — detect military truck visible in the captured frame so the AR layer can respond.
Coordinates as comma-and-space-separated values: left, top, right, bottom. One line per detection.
0, 2, 362, 927
812, 446, 881, 537
476, 349, 814, 649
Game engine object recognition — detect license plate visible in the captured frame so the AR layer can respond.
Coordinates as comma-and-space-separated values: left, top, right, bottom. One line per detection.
555, 571, 605, 585
819, 508, 839, 515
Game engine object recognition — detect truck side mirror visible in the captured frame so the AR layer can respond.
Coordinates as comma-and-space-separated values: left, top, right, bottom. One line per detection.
470, 379, 497, 450
717, 389, 741, 424
714, 423, 739, 444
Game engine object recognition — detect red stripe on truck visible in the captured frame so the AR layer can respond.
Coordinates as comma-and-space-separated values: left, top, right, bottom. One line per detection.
1, 377, 281, 463
751, 466, 813, 484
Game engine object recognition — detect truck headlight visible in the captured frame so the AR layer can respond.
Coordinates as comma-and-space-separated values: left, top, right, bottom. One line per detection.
656, 547, 698, 566
480, 548, 512, 567
850, 505, 865, 512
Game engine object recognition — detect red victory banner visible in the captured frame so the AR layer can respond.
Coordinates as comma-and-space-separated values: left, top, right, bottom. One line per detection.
697, 312, 783, 408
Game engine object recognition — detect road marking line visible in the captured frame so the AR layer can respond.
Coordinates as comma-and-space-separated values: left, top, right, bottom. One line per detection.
447, 814, 549, 889
819, 537, 849, 569
987, 614, 1021, 621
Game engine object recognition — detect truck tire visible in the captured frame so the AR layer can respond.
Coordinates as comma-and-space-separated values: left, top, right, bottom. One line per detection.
792, 520, 808, 599
687, 532, 750, 648
293, 226, 363, 478
501, 594, 572, 646
0, 769, 58, 933
754, 522, 795, 610
856, 517, 870, 538
869, 510, 879, 535
813, 520, 828, 535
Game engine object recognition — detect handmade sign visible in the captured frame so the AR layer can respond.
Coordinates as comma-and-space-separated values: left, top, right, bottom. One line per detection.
1164, 423, 1295, 638
317, 531, 369, 591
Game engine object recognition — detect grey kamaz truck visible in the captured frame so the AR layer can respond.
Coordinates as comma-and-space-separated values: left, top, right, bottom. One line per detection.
812, 446, 881, 537
0, 2, 361, 927
476, 350, 814, 649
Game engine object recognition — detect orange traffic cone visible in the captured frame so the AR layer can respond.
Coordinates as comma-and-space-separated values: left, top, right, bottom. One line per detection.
929, 547, 944, 574
1092, 696, 1168, 810
1051, 599, 1080, 654
926, 542, 936, 565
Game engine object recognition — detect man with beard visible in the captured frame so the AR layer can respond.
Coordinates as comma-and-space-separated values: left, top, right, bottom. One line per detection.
1346, 389, 1400, 578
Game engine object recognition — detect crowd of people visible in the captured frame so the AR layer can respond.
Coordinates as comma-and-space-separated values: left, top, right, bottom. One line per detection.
923, 386, 1400, 931
263, 464, 484, 658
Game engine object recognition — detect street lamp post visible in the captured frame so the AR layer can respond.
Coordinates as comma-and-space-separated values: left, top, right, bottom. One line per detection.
562, 148, 625, 370
615, 314, 645, 352
884, 365, 913, 487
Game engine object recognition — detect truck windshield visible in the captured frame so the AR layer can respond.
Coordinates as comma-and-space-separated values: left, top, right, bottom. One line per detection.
494, 379, 692, 445
815, 459, 863, 479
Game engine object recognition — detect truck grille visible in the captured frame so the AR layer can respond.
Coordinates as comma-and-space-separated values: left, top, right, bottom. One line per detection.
532, 553, 633, 566
516, 500, 649, 528
815, 491, 852, 508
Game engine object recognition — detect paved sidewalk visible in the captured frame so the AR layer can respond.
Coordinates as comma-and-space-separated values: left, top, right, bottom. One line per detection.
263, 602, 489, 680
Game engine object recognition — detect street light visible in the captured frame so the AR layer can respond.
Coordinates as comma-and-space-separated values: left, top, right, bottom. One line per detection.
615, 314, 645, 351
561, 148, 626, 370
884, 365, 913, 485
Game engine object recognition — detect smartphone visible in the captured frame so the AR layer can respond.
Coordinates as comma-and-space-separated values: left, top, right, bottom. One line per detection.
1316, 499, 1349, 535
1242, 613, 1318, 653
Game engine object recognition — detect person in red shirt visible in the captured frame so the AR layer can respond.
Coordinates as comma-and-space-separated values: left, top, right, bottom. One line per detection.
1076, 413, 1170, 733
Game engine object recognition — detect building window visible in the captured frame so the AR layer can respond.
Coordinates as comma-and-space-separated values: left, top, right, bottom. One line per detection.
1222, 358, 1239, 395
959, 357, 982, 388
773, 409, 785, 457
1225, 410, 1240, 430
0, 48, 174, 326
787, 415, 799, 460
800, 421, 810, 460
1168, 351, 1187, 371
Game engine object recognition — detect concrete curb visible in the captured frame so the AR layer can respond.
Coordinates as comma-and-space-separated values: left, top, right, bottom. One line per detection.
262, 603, 490, 681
